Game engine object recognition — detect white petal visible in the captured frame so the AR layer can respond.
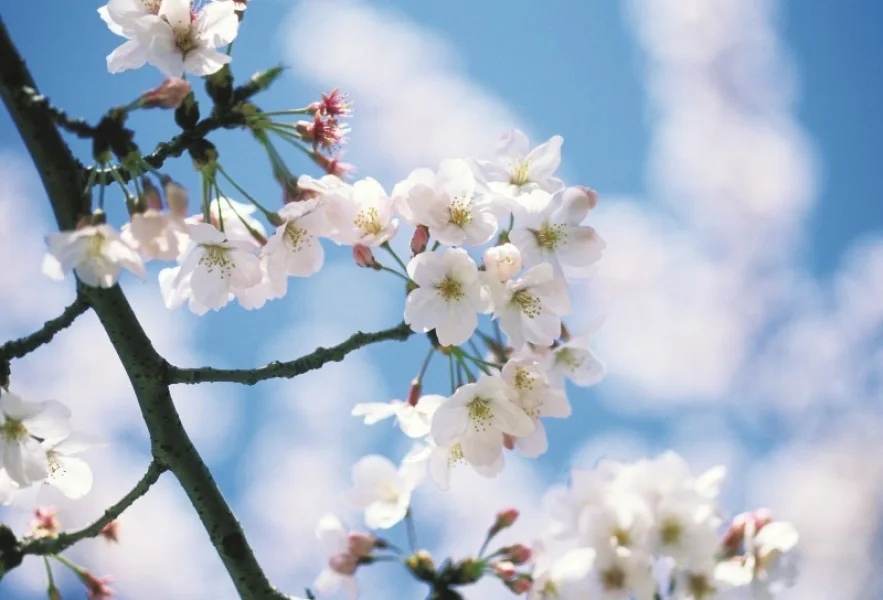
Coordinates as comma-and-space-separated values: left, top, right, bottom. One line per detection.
183, 47, 232, 77
107, 39, 149, 74
49, 455, 93, 499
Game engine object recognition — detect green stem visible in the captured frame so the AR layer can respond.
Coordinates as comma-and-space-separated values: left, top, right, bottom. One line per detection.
257, 108, 313, 118
43, 556, 56, 588
381, 242, 409, 274
379, 265, 412, 283
416, 346, 435, 382
216, 163, 276, 219
448, 353, 456, 393
404, 509, 418, 552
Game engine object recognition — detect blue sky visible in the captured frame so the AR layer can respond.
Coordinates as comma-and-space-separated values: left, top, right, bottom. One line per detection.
1, 1, 882, 599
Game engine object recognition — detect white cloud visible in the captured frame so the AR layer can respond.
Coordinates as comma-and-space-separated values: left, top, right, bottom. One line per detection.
284, 0, 520, 177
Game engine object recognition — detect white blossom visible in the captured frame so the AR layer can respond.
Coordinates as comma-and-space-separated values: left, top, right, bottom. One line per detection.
43, 224, 145, 288
98, 0, 161, 73
396, 159, 498, 246
324, 178, 398, 246
404, 248, 489, 346
470, 129, 565, 209
263, 198, 329, 297
509, 187, 605, 278
544, 329, 606, 388
716, 520, 800, 599
487, 263, 571, 349
587, 545, 657, 600
483, 243, 523, 282
430, 375, 533, 468
500, 358, 569, 457
115, 0, 239, 77
528, 541, 596, 600
314, 513, 359, 599
420, 438, 503, 491
347, 455, 425, 529
161, 223, 261, 313
0, 392, 71, 487
121, 210, 188, 261
351, 395, 444, 439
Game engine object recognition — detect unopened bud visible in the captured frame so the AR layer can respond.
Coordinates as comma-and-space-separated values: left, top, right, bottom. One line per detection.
405, 550, 435, 583
141, 78, 192, 109
141, 178, 162, 211
492, 560, 516, 580
406, 379, 421, 407
47, 583, 62, 600
502, 544, 532, 565
329, 553, 358, 576
247, 65, 285, 94
502, 433, 516, 451
205, 64, 234, 107
99, 521, 120, 544
506, 574, 533, 594
410, 225, 429, 256
189, 139, 218, 170
347, 532, 376, 558
174, 91, 200, 130
490, 508, 519, 536
565, 186, 598, 212
353, 244, 380, 269
484, 243, 522, 281
160, 175, 189, 220
449, 558, 484, 585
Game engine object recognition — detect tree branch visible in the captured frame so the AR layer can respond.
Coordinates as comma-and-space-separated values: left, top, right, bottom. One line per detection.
170, 322, 414, 385
21, 460, 166, 557
0, 296, 90, 361
19, 87, 96, 139
0, 17, 288, 600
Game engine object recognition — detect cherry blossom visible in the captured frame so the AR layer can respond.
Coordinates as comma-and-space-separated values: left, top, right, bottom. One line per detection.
543, 329, 606, 388
509, 187, 605, 278
486, 263, 571, 349
351, 395, 444, 439
347, 454, 425, 529
404, 248, 489, 346
396, 159, 498, 246
43, 224, 145, 288
500, 358, 569, 457
528, 542, 596, 600
121, 210, 188, 261
323, 178, 398, 246
470, 129, 565, 208
263, 198, 329, 296
420, 438, 503, 491
315, 513, 360, 599
98, 0, 161, 74
0, 392, 71, 487
118, 0, 240, 77
430, 375, 534, 467
484, 243, 523, 282
161, 223, 261, 313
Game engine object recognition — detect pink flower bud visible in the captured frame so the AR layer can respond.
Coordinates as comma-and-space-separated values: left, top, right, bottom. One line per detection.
311, 151, 355, 179
504, 544, 532, 565
407, 379, 422, 407
508, 575, 533, 594
502, 433, 516, 451
490, 508, 519, 536
141, 78, 192, 109
141, 178, 162, 212
329, 553, 358, 576
492, 560, 516, 580
160, 175, 189, 220
347, 532, 376, 557
565, 186, 598, 212
410, 225, 430, 256
353, 244, 379, 269
99, 521, 120, 544
484, 243, 522, 281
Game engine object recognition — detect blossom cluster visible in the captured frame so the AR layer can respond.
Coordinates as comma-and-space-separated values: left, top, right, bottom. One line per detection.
0, 389, 97, 507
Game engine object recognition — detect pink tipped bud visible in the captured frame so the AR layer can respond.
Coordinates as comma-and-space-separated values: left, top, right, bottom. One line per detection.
566, 186, 598, 212
329, 553, 358, 576
410, 225, 430, 256
507, 574, 533, 594
79, 572, 114, 600
503, 544, 532, 565
160, 175, 189, 220
492, 560, 516, 580
353, 244, 380, 269
99, 521, 120, 544
311, 151, 355, 179
141, 78, 191, 109
31, 507, 60, 537
141, 178, 162, 212
347, 532, 376, 558
406, 379, 422, 407
490, 508, 519, 536
502, 433, 516, 451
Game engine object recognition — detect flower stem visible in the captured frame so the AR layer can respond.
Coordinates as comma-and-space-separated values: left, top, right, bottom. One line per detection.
216, 163, 276, 220
378, 265, 412, 283
381, 242, 409, 274
417, 346, 435, 382
42, 556, 56, 588
404, 509, 418, 552
448, 353, 456, 394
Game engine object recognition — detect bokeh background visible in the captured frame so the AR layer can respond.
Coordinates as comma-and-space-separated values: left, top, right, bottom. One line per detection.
1, 0, 882, 598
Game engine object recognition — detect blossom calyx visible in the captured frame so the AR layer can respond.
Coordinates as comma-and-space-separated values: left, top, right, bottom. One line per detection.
205, 64, 234, 107
405, 550, 436, 583
174, 91, 200, 130
448, 558, 485, 585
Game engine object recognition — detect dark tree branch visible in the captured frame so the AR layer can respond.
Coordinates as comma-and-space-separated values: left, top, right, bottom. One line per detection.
0, 296, 90, 361
19, 86, 96, 139
21, 460, 167, 557
0, 16, 288, 600
170, 322, 414, 385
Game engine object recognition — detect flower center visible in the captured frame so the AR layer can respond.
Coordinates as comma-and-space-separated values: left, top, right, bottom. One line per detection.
448, 198, 473, 227
514, 366, 535, 391
141, 0, 161, 13
354, 206, 384, 236
467, 397, 493, 431
47, 450, 64, 478
512, 290, 542, 318
379, 481, 400, 503
435, 275, 464, 302
612, 526, 632, 547
510, 160, 531, 187
600, 565, 626, 591
0, 417, 27, 442
447, 443, 466, 466
687, 573, 714, 599
553, 348, 584, 371
85, 233, 106, 258
531, 222, 566, 251
173, 24, 198, 53
540, 580, 559, 598
284, 223, 308, 251
199, 245, 234, 279
659, 517, 683, 546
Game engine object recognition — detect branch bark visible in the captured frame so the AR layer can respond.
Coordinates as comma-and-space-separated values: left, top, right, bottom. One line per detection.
21, 460, 166, 556
170, 322, 413, 385
0, 296, 90, 361
0, 16, 288, 600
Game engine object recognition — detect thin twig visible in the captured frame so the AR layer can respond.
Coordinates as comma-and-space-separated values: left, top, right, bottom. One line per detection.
0, 296, 89, 361
22, 460, 166, 556
169, 322, 414, 385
